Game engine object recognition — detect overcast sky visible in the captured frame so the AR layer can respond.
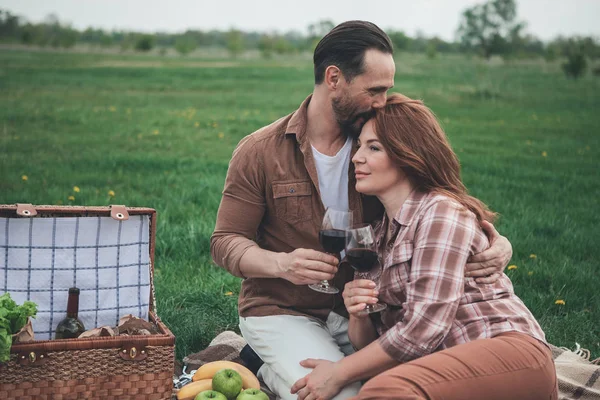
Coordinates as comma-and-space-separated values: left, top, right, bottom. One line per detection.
1, 0, 599, 41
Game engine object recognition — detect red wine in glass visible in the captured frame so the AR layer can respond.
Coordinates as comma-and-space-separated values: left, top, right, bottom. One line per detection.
309, 208, 353, 294
345, 248, 379, 272
346, 224, 387, 315
319, 229, 351, 254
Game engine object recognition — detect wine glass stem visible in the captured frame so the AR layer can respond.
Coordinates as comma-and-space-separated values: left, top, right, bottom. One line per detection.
359, 272, 373, 310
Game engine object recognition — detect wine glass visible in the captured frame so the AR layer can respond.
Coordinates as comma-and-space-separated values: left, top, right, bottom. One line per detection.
345, 224, 387, 315
309, 208, 353, 294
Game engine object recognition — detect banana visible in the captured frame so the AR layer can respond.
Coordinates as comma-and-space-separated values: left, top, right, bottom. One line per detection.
176, 379, 212, 400
192, 360, 261, 389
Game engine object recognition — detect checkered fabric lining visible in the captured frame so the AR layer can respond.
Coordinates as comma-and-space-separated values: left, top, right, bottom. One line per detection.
0, 215, 151, 340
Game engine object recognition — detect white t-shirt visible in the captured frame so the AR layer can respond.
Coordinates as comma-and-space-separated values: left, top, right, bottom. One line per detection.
311, 137, 353, 211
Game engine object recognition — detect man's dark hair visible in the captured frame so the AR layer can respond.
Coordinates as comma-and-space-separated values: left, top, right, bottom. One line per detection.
313, 20, 393, 85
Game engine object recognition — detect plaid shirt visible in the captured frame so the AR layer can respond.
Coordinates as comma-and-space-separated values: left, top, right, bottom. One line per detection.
367, 190, 546, 363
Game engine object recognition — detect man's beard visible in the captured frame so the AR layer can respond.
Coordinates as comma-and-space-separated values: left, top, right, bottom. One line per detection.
332, 96, 375, 139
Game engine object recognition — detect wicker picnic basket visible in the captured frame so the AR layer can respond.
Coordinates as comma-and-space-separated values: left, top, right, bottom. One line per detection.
0, 204, 175, 400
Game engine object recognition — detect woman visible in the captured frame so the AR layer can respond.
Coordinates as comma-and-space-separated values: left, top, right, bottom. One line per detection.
290, 94, 557, 400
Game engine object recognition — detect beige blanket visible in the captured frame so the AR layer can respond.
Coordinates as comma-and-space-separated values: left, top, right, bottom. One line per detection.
551, 344, 600, 400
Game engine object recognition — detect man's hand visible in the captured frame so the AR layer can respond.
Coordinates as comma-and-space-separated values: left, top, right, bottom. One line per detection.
276, 249, 339, 285
466, 221, 513, 284
291, 359, 345, 400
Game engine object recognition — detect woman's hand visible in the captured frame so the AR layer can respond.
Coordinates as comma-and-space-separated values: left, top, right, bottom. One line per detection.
466, 221, 513, 284
343, 279, 379, 317
291, 359, 345, 400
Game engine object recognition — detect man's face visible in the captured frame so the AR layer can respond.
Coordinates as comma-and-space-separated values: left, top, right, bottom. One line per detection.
332, 49, 395, 138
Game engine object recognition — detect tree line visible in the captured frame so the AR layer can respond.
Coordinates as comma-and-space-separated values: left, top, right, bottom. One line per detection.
1, 0, 598, 78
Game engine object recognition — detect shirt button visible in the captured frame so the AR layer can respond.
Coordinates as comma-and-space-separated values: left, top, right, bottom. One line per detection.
289, 188, 295, 193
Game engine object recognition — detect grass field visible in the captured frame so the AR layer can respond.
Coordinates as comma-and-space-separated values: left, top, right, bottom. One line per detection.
1, 49, 598, 360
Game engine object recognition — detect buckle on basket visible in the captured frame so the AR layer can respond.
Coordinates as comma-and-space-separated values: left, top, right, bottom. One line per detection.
119, 344, 148, 361
17, 351, 48, 366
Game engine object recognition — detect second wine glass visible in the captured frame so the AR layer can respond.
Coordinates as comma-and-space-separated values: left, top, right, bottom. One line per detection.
309, 208, 353, 294
346, 224, 387, 315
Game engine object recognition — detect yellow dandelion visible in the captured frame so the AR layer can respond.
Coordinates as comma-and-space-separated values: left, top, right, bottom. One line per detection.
542, 151, 547, 157
218, 132, 225, 139
224, 291, 233, 296
555, 299, 565, 305
73, 186, 80, 193
507, 265, 518, 270
109, 106, 117, 112
529, 254, 537, 259
68, 195, 75, 201
21, 175, 28, 181
212, 122, 218, 128
528, 271, 534, 276
194, 122, 200, 128
152, 129, 159, 135
108, 190, 115, 197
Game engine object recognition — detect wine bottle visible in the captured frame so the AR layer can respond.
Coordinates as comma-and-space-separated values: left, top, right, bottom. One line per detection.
55, 287, 85, 339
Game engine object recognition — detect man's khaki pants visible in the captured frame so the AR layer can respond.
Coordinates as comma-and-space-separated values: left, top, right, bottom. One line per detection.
239, 312, 361, 400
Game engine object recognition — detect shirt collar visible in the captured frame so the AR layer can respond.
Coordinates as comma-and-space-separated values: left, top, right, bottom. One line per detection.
394, 189, 429, 227
378, 189, 429, 240
285, 94, 312, 143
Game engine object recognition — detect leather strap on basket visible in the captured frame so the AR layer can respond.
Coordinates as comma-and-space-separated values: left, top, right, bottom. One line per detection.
16, 350, 49, 366
110, 205, 129, 221
16, 203, 37, 217
119, 338, 149, 362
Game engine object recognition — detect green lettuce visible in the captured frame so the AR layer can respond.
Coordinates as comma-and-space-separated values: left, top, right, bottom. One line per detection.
0, 293, 38, 362
0, 328, 11, 363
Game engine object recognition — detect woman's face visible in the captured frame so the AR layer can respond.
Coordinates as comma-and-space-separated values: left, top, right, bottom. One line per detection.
352, 119, 405, 197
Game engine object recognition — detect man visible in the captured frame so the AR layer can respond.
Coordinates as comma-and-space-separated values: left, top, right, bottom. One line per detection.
211, 21, 512, 400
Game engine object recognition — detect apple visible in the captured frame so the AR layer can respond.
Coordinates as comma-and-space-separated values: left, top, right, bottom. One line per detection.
212, 369, 243, 400
195, 390, 227, 400
236, 388, 270, 400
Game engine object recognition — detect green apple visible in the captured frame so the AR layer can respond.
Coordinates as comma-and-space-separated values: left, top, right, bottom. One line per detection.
195, 390, 227, 400
211, 369, 243, 400
236, 388, 270, 400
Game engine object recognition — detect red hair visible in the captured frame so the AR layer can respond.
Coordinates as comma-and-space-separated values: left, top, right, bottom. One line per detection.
373, 93, 496, 223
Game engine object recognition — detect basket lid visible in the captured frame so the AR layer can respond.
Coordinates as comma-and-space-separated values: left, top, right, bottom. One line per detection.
0, 204, 159, 340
